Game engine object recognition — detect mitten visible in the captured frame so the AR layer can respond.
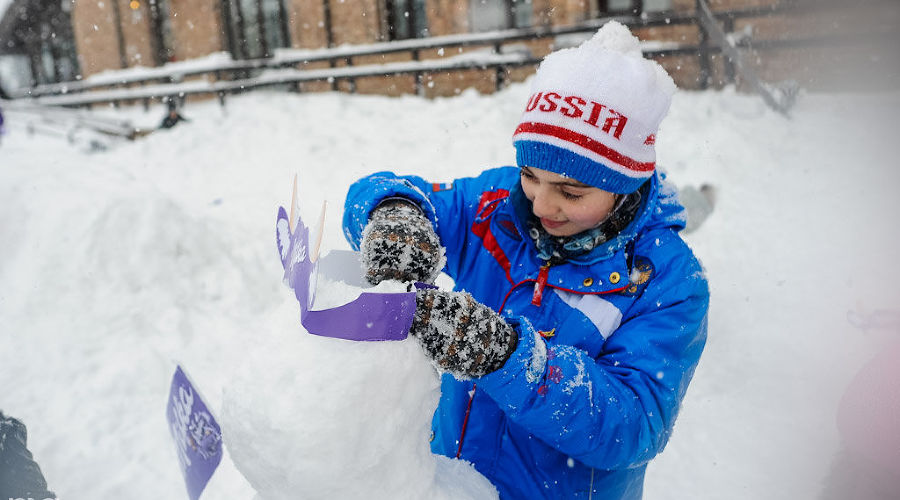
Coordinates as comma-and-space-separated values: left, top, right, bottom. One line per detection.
360, 199, 443, 285
411, 289, 518, 379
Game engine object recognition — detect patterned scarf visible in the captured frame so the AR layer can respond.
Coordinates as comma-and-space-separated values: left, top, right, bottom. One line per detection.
524, 190, 642, 265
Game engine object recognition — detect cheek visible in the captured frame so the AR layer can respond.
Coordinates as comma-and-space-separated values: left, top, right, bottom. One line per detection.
566, 206, 602, 225
520, 182, 535, 201
565, 200, 614, 226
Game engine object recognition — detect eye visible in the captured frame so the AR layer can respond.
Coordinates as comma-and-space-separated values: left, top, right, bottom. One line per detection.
519, 168, 536, 181
561, 191, 583, 201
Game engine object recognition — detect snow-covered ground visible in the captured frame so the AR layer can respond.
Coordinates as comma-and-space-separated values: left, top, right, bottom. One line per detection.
1, 83, 898, 499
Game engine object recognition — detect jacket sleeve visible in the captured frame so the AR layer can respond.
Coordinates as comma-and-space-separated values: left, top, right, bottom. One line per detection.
342, 167, 519, 281
477, 233, 709, 470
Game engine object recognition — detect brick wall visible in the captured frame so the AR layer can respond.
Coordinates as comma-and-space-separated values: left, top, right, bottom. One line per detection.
672, 0, 779, 11
328, 0, 381, 45
67, 0, 900, 96
118, 1, 155, 67
71, 0, 160, 77
527, 0, 593, 26
530, 0, 555, 27
425, 0, 469, 36
288, 0, 329, 49
740, 3, 899, 91
72, 0, 123, 77
349, 52, 418, 96
168, 0, 224, 61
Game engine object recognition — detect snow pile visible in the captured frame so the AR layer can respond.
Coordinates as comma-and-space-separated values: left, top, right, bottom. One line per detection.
0, 83, 897, 500
311, 274, 409, 310
220, 243, 495, 499
221, 314, 495, 499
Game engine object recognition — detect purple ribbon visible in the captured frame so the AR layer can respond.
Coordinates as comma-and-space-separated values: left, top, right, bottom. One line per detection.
276, 206, 416, 341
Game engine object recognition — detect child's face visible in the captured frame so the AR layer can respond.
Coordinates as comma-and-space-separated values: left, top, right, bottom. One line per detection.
519, 166, 617, 237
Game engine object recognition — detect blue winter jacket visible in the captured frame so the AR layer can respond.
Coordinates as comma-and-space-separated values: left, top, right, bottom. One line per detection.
343, 167, 708, 500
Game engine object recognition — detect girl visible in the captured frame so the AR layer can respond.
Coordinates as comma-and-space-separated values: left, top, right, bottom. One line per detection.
342, 22, 709, 500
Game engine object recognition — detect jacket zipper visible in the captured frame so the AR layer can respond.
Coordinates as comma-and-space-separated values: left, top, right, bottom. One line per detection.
532, 261, 551, 306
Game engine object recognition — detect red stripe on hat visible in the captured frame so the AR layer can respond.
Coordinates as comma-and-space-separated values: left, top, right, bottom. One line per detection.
514, 122, 655, 173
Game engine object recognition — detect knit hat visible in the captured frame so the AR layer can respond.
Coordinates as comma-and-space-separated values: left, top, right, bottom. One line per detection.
513, 21, 676, 194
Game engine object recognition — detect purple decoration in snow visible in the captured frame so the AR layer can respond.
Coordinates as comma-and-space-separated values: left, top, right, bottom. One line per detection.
166, 365, 223, 500
275, 205, 417, 341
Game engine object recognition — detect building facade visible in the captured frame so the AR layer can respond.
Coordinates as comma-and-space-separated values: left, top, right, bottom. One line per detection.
0, 0, 897, 98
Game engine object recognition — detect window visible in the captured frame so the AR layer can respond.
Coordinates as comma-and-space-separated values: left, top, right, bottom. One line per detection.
0, 55, 33, 94
385, 0, 429, 40
602, 0, 640, 14
148, 0, 176, 64
599, 0, 673, 15
10, 0, 81, 85
221, 0, 291, 59
643, 0, 673, 12
470, 0, 532, 32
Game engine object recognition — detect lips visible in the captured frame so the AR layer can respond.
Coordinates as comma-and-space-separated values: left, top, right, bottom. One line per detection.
540, 218, 566, 229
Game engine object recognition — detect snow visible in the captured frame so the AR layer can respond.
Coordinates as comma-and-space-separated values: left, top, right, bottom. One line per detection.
222, 318, 495, 499
312, 275, 409, 310
83, 52, 235, 86
1, 82, 899, 500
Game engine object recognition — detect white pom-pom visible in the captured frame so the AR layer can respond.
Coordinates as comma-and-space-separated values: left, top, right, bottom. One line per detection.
583, 21, 643, 59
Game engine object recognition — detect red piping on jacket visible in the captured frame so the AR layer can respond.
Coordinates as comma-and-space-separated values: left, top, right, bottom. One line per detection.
500, 279, 630, 313
456, 384, 477, 459
471, 189, 513, 284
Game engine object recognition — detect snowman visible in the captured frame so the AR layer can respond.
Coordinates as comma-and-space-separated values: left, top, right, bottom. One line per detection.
220, 193, 498, 500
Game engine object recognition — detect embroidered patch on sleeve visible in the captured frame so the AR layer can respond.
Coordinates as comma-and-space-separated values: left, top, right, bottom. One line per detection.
431, 182, 453, 192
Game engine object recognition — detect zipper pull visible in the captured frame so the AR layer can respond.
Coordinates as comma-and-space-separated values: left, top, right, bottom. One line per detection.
532, 262, 550, 306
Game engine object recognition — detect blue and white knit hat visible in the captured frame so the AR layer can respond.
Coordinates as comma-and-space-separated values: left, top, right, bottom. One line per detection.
513, 21, 676, 194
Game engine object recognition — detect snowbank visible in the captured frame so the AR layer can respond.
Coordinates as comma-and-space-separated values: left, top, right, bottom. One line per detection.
0, 84, 898, 499
222, 320, 495, 499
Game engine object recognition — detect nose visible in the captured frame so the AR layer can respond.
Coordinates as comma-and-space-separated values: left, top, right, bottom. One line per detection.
530, 188, 557, 219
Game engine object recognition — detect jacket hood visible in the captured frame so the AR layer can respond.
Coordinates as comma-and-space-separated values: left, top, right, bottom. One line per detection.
646, 169, 688, 233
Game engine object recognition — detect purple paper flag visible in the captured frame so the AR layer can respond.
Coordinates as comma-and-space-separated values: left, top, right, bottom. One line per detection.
275, 204, 417, 341
167, 365, 223, 500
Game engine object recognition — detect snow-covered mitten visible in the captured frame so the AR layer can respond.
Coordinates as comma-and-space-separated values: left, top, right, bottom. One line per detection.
411, 289, 518, 379
361, 199, 443, 285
